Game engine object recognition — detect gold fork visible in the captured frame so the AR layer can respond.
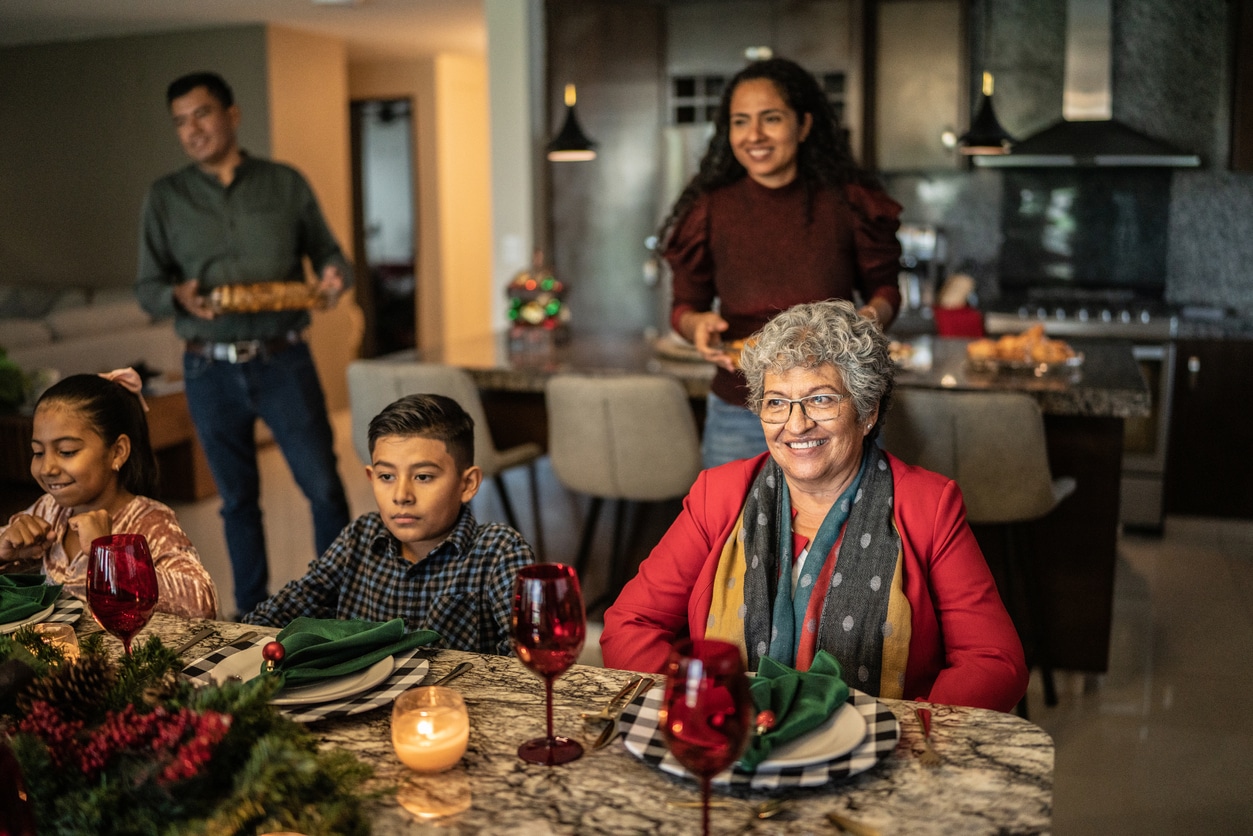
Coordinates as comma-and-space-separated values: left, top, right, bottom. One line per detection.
913, 707, 942, 767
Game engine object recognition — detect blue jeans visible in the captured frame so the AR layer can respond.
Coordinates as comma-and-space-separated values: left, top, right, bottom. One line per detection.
701, 393, 769, 469
183, 342, 350, 614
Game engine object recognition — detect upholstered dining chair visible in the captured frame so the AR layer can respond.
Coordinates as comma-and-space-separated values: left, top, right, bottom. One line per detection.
346, 359, 544, 557
882, 388, 1076, 717
544, 373, 702, 613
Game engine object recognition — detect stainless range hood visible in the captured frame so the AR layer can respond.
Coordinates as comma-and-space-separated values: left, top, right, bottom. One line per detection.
976, 0, 1200, 168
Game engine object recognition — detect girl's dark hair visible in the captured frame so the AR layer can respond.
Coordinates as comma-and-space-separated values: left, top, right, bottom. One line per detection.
658, 57, 882, 246
35, 375, 158, 497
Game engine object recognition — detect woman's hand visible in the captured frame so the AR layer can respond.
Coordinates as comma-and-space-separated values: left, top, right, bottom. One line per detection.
681, 311, 737, 372
0, 514, 53, 562
857, 298, 893, 329
67, 509, 112, 550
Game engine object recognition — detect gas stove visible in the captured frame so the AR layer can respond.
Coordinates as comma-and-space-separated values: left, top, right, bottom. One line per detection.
983, 291, 1178, 340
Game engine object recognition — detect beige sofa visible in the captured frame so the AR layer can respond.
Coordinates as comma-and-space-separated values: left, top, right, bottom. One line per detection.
1, 287, 183, 385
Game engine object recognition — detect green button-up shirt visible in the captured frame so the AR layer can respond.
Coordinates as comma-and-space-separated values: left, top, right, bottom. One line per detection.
136, 154, 352, 342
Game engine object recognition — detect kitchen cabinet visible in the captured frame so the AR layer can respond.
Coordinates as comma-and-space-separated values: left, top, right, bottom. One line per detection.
1166, 338, 1253, 517
1233, 0, 1253, 170
871, 0, 966, 171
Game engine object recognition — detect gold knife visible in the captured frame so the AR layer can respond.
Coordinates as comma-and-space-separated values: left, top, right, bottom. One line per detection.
592, 676, 655, 750
172, 625, 217, 656
581, 675, 646, 723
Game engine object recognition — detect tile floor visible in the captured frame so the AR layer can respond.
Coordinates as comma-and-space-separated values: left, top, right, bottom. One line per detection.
170, 409, 1253, 836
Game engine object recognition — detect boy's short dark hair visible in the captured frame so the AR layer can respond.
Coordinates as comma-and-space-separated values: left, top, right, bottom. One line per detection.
367, 394, 475, 471
167, 71, 234, 108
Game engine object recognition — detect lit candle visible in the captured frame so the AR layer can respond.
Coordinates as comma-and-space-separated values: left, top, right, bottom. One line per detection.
392, 687, 470, 773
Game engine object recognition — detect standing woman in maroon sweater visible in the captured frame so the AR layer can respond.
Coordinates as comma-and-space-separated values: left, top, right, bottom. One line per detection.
660, 57, 904, 468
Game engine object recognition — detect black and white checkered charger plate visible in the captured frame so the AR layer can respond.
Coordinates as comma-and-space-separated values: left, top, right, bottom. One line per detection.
617, 686, 899, 789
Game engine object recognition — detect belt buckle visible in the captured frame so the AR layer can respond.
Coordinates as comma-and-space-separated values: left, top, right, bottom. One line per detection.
227, 342, 260, 363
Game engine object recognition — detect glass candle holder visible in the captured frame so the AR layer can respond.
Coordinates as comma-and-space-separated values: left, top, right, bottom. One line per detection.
33, 622, 79, 661
392, 686, 470, 773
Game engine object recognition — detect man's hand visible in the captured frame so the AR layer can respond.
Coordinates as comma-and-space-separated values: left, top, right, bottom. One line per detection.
317, 265, 345, 310
67, 510, 112, 550
173, 278, 216, 320
681, 310, 736, 372
0, 514, 53, 562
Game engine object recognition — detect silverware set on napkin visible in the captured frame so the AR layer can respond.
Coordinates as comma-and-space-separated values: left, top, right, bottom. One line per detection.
582, 675, 654, 750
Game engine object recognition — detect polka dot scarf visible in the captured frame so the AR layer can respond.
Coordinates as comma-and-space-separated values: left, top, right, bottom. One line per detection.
706, 443, 910, 698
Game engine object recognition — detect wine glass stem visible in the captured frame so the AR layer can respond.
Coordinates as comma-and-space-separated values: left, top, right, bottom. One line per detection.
545, 676, 556, 742
701, 776, 711, 836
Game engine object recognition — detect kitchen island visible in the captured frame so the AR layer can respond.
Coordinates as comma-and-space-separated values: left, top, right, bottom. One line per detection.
365, 331, 1148, 674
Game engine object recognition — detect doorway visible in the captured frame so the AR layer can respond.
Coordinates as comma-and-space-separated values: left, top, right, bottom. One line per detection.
350, 98, 417, 358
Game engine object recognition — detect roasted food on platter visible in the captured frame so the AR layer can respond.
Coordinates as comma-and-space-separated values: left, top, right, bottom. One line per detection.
966, 324, 1076, 366
723, 338, 749, 369
888, 340, 916, 365
208, 281, 327, 314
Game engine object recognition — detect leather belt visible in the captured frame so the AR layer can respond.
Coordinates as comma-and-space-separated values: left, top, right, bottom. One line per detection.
185, 331, 302, 364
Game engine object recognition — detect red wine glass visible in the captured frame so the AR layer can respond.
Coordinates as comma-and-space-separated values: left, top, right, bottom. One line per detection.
660, 638, 753, 836
511, 563, 586, 765
86, 533, 158, 655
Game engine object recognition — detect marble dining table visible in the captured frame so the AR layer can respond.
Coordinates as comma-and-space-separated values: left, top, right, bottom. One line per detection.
88, 613, 1056, 835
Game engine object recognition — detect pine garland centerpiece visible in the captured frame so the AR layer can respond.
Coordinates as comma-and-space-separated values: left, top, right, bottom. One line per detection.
0, 628, 373, 836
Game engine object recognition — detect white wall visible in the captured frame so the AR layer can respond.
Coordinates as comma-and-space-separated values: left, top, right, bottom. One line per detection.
485, 0, 545, 333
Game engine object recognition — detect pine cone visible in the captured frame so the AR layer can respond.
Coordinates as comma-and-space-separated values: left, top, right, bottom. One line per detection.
141, 670, 181, 706
17, 654, 117, 721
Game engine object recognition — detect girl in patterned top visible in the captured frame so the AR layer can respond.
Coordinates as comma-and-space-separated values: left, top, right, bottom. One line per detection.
0, 370, 217, 618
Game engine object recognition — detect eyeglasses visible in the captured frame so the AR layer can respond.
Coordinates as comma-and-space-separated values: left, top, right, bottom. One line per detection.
758, 392, 848, 424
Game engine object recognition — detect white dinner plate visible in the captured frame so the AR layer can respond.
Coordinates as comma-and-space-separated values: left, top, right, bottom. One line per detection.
752, 700, 868, 770
207, 643, 395, 706
0, 603, 55, 634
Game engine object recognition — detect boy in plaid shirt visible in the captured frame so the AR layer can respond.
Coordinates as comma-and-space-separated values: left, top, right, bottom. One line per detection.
244, 394, 534, 654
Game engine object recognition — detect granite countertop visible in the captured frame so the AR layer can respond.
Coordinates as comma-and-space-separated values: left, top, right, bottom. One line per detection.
894, 335, 1151, 418
384, 329, 1148, 419
105, 614, 1055, 836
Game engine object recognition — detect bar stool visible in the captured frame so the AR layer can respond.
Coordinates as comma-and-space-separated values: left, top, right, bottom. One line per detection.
545, 373, 702, 614
882, 388, 1075, 717
346, 359, 544, 557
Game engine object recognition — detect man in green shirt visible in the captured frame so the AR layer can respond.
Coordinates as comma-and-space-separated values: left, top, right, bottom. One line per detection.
136, 71, 351, 617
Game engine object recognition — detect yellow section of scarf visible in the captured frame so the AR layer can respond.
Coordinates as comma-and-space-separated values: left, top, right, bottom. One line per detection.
705, 509, 749, 663
878, 545, 911, 699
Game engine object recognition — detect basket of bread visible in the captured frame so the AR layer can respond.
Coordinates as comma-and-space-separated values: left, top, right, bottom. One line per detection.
966, 324, 1082, 373
208, 280, 328, 314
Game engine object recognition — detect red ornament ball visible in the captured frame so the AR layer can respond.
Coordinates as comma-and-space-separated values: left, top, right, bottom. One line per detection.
262, 641, 286, 663
755, 709, 777, 734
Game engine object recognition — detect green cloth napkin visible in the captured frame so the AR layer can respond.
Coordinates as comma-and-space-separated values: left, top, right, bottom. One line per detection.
739, 650, 850, 770
0, 575, 61, 625
264, 617, 440, 688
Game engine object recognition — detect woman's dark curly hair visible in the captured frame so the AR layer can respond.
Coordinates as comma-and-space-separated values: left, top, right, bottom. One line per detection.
658, 57, 882, 246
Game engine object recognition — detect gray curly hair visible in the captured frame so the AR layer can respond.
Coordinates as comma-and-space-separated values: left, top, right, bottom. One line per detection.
739, 299, 895, 438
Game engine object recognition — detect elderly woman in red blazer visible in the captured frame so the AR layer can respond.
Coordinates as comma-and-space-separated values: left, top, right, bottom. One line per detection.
601, 300, 1028, 713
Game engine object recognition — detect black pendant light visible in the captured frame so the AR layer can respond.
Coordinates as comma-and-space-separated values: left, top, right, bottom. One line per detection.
959, 72, 1014, 156
546, 84, 597, 162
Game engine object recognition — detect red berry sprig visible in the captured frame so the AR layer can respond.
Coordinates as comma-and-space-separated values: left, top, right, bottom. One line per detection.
15, 701, 83, 768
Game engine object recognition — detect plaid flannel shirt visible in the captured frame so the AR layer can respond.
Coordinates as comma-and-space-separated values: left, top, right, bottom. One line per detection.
243, 505, 533, 655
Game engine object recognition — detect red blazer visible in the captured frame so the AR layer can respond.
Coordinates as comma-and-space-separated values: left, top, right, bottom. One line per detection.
601, 453, 1029, 713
